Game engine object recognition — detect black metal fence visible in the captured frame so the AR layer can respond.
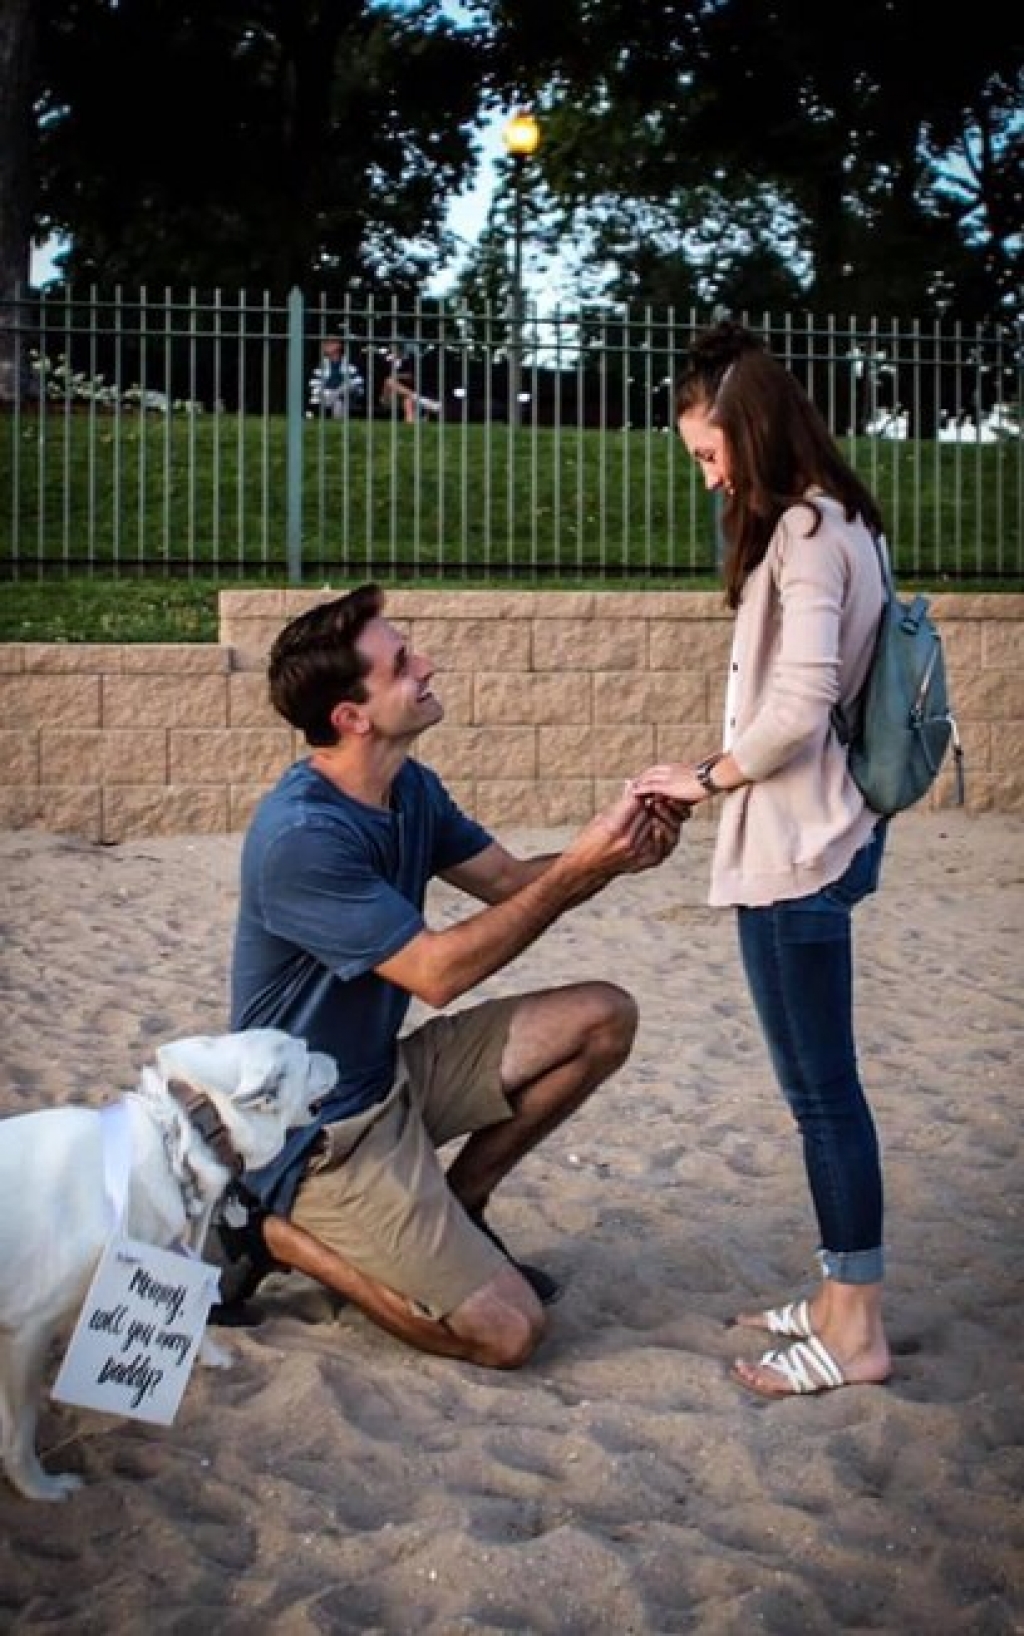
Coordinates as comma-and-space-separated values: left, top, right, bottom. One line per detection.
2, 287, 1021, 583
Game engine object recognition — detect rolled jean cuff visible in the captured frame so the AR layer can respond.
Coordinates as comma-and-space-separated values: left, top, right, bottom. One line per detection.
817, 1245, 884, 1284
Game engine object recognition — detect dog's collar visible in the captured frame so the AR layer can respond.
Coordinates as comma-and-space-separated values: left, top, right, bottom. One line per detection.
166, 1078, 244, 1176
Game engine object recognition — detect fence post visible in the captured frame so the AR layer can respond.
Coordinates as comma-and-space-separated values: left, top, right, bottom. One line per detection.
286, 286, 305, 583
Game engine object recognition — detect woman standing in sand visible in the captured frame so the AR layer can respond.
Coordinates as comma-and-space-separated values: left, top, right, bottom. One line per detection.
631, 320, 893, 1399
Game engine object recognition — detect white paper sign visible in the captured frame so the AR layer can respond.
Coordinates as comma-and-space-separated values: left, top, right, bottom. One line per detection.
52, 1236, 222, 1426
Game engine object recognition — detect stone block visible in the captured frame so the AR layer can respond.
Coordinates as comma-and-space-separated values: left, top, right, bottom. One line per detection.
654, 726, 707, 761
434, 672, 473, 723
7, 786, 102, 841
103, 674, 228, 729
648, 619, 731, 669
41, 728, 168, 785
168, 728, 292, 784
119, 644, 229, 674
532, 619, 647, 672
20, 644, 121, 673
225, 621, 293, 671
228, 672, 277, 727
0, 730, 40, 785
474, 779, 593, 828
0, 673, 102, 728
475, 672, 590, 725
410, 618, 530, 671
538, 724, 655, 778
982, 621, 1024, 668
102, 785, 230, 842
536, 726, 593, 778
230, 785, 274, 831
218, 588, 287, 628
951, 669, 1024, 721
421, 727, 536, 781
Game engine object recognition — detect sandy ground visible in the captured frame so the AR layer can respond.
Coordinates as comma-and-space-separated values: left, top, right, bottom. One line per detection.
0, 809, 1022, 1634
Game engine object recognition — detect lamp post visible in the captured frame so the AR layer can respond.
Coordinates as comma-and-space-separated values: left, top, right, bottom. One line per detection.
502, 109, 540, 425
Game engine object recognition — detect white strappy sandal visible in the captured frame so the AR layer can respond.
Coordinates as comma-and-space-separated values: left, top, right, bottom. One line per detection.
754, 1297, 815, 1339
735, 1335, 847, 1397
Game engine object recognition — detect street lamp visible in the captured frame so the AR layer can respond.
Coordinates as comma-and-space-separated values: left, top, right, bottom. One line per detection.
502, 109, 540, 424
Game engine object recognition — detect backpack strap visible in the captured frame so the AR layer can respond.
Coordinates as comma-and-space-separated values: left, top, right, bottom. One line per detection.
831, 530, 889, 746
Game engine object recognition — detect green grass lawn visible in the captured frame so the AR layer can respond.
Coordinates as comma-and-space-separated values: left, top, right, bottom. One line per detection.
0, 577, 226, 642
2, 413, 1020, 639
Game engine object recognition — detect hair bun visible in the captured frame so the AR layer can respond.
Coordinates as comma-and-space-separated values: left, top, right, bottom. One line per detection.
687, 319, 763, 373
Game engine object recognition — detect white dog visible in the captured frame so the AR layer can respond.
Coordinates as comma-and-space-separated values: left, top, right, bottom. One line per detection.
0, 1027, 336, 1502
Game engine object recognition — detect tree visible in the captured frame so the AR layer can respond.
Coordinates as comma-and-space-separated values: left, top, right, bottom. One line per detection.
921, 70, 1024, 315
10, 0, 1021, 331
473, 0, 1023, 320
31, 0, 489, 293
0, 0, 37, 398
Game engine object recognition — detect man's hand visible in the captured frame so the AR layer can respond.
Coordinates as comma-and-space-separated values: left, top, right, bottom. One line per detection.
562, 785, 687, 885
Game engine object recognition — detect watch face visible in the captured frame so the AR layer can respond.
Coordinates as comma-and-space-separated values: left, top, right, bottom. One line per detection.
697, 757, 720, 793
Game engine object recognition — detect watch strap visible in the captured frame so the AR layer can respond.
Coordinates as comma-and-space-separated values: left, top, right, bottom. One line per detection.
695, 754, 724, 796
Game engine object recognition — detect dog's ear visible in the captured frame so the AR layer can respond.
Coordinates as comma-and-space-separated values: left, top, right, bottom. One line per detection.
232, 1041, 297, 1109
155, 1035, 219, 1088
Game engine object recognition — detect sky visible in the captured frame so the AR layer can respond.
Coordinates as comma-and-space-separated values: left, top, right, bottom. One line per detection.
425, 110, 505, 295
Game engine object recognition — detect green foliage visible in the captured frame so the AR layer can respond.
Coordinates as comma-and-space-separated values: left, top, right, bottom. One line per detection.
500, 0, 1022, 319
16, 0, 1019, 328
34, 0, 486, 292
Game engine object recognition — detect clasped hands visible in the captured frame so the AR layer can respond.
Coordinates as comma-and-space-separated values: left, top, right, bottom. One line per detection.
628, 759, 709, 810
566, 782, 688, 881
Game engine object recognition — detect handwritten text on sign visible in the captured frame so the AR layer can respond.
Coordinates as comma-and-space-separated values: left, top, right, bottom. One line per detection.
52, 1236, 221, 1426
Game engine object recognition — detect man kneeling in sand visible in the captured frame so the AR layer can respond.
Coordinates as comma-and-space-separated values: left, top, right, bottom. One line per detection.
219, 583, 685, 1367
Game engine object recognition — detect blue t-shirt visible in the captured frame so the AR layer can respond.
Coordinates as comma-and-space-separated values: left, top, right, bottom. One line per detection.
230, 756, 492, 1211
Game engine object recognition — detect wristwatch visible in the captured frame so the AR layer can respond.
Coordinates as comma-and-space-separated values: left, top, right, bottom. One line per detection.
694, 753, 724, 796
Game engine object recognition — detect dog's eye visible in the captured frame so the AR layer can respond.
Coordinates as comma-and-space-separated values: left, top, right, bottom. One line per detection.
239, 1069, 283, 1107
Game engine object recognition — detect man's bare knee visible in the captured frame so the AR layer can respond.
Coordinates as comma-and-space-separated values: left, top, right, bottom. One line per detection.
583, 980, 639, 1066
477, 1307, 546, 1369
448, 1270, 547, 1368
601, 981, 639, 1041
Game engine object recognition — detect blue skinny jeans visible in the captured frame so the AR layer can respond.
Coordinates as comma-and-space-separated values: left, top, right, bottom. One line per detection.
736, 822, 888, 1285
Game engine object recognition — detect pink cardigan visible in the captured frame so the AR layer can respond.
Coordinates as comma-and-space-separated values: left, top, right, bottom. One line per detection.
710, 496, 885, 908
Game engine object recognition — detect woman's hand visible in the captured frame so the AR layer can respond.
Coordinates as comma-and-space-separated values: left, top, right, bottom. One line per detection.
629, 763, 706, 807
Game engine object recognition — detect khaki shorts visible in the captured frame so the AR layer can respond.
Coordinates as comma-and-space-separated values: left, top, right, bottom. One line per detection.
289, 996, 518, 1319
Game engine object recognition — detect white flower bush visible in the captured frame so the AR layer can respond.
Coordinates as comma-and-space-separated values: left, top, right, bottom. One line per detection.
30, 350, 203, 414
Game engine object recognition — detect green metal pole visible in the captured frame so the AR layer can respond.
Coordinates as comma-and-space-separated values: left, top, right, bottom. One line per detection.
286, 286, 304, 584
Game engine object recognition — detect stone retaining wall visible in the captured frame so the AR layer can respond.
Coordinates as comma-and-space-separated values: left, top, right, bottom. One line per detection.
1, 589, 1020, 843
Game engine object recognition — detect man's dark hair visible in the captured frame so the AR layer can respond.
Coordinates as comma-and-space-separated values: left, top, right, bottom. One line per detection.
268, 583, 383, 745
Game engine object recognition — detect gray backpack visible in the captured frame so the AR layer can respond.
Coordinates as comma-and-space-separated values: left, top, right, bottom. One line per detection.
832, 537, 965, 816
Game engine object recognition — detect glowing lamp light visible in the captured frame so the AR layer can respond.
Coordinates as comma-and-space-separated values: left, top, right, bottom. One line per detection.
502, 110, 541, 426
503, 110, 541, 161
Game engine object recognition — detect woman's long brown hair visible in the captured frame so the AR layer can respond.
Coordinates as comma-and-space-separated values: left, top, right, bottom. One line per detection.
677, 322, 884, 609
